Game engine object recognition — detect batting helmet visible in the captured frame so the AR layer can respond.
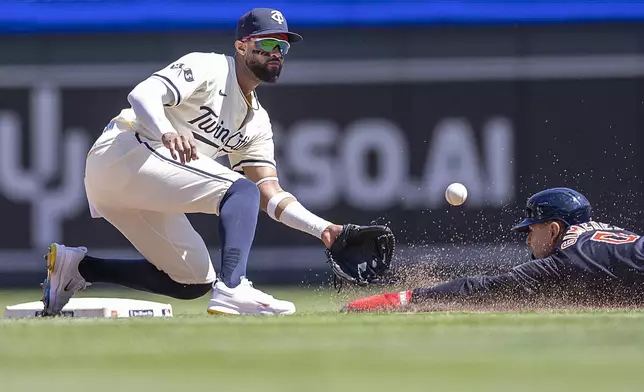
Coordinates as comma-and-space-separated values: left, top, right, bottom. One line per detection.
512, 187, 592, 233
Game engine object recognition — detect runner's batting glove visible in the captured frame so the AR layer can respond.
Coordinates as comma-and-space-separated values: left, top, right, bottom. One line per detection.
325, 223, 396, 291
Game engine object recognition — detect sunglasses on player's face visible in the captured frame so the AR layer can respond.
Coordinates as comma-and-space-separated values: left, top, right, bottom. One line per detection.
250, 37, 291, 56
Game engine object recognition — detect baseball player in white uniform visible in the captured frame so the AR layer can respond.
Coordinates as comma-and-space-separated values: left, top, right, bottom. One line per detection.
41, 8, 345, 316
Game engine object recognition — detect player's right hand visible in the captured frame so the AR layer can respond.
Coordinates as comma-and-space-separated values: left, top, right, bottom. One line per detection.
162, 132, 199, 164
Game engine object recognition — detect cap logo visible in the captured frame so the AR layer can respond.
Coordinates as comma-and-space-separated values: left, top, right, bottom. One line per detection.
271, 10, 285, 24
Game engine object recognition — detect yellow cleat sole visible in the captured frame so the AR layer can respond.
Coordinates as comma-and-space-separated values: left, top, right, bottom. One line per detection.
207, 307, 240, 315
40, 243, 59, 314
46, 243, 57, 278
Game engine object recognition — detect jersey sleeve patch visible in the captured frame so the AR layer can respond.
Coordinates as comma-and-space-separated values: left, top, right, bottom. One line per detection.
150, 53, 210, 106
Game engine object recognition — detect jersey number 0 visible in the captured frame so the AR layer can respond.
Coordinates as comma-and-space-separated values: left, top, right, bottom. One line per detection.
590, 231, 640, 245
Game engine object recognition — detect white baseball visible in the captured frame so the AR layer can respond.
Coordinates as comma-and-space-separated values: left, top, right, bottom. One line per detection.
445, 183, 468, 206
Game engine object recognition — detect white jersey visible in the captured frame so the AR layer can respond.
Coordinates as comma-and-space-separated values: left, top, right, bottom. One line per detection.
113, 52, 276, 173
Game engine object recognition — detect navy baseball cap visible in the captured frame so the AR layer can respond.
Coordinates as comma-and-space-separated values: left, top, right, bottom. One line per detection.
236, 8, 303, 43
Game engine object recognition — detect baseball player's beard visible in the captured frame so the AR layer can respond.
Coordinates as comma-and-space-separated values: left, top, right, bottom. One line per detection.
247, 59, 282, 83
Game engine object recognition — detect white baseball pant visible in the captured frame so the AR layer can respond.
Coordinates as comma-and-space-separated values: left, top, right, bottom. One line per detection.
84, 122, 244, 284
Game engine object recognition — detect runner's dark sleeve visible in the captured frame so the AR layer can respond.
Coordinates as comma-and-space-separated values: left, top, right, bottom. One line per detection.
411, 255, 576, 302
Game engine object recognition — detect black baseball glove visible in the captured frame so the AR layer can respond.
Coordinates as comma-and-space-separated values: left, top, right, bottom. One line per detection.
325, 224, 396, 291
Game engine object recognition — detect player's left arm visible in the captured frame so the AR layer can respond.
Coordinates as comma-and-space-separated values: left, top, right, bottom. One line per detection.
232, 111, 344, 247
412, 255, 577, 302
242, 165, 343, 247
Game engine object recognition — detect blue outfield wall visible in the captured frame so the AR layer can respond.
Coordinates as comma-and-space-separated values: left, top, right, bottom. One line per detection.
2, 1, 644, 33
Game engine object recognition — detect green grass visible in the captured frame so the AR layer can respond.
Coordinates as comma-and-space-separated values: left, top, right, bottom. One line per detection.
1, 287, 644, 392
